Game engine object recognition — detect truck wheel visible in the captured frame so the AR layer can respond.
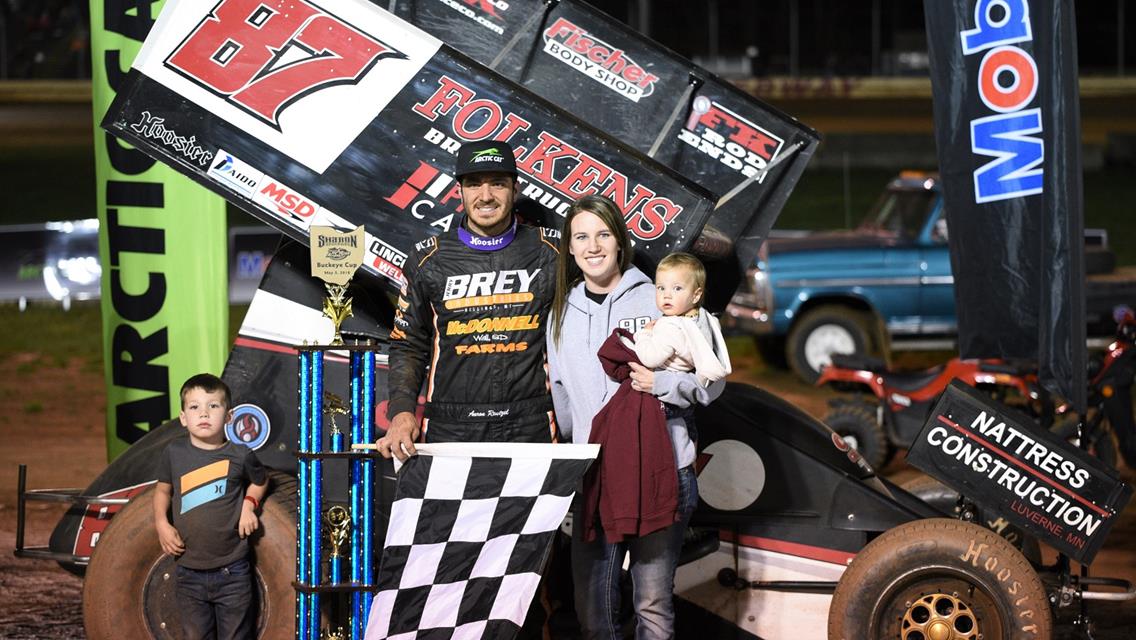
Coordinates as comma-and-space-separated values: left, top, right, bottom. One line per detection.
1051, 417, 1118, 469
828, 518, 1051, 640
824, 402, 889, 470
82, 474, 296, 639
787, 306, 873, 384
898, 473, 1041, 563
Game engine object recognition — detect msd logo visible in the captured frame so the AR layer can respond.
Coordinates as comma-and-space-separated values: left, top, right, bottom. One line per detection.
252, 177, 321, 229
542, 18, 659, 103
678, 98, 784, 183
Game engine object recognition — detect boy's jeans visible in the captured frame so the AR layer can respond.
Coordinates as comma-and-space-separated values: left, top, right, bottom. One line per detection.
176, 557, 254, 640
572, 466, 698, 640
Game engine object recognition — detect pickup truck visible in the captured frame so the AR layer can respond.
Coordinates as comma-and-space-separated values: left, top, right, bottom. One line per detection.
723, 171, 1136, 383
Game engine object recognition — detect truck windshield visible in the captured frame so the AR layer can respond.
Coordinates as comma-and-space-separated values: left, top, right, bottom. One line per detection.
860, 188, 937, 240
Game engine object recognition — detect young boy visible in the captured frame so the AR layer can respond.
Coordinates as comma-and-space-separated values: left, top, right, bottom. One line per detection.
632, 252, 732, 386
154, 373, 268, 640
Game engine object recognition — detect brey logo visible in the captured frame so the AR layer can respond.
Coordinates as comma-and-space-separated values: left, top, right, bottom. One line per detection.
442, 269, 540, 310
543, 18, 659, 103
208, 150, 264, 197
164, 0, 406, 130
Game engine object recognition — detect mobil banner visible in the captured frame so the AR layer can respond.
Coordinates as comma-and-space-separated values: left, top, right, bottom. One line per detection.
924, 0, 1086, 409
101, 0, 718, 295
907, 382, 1132, 564
388, 0, 820, 273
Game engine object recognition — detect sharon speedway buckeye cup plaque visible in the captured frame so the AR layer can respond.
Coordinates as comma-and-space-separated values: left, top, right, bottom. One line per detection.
101, 0, 719, 297
908, 381, 1132, 564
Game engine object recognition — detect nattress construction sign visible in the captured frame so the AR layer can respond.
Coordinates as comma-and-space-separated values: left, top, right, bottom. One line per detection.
102, 0, 717, 293
908, 382, 1132, 564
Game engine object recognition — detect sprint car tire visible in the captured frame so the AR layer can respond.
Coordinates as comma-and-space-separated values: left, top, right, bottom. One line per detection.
1052, 416, 1118, 469
82, 474, 296, 639
828, 518, 1051, 640
824, 401, 889, 470
788, 306, 874, 384
898, 473, 1041, 564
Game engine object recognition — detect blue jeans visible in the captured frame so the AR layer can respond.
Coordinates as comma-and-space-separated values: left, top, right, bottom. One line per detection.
175, 558, 254, 640
573, 466, 698, 640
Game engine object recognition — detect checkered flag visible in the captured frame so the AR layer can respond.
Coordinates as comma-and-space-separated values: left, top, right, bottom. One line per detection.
364, 442, 599, 640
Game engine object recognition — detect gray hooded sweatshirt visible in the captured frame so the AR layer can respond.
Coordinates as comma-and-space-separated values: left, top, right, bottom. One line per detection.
546, 266, 725, 469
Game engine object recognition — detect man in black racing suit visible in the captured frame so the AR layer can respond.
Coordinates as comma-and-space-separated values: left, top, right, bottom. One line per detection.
376, 139, 559, 459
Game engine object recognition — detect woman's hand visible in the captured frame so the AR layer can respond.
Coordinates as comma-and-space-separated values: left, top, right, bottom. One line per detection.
628, 362, 655, 394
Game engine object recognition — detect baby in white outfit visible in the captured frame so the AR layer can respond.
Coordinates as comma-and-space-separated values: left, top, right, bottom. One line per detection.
631, 252, 732, 387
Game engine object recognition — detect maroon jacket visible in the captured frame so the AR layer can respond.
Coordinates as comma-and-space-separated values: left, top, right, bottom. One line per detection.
582, 328, 679, 543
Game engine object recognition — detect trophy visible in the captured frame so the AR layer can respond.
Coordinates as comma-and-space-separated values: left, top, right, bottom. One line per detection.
326, 506, 351, 585
321, 627, 345, 640
324, 391, 349, 452
309, 225, 365, 345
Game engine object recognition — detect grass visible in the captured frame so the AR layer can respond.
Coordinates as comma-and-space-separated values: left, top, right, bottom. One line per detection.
0, 302, 250, 370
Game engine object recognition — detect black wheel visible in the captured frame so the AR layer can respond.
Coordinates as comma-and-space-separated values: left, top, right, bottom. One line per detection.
787, 305, 874, 384
1051, 417, 1118, 469
898, 473, 1041, 564
828, 518, 1052, 640
83, 474, 296, 639
824, 402, 889, 470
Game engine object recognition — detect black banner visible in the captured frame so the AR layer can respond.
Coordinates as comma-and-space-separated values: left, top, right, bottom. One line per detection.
101, 0, 718, 295
924, 0, 1086, 410
908, 382, 1131, 564
388, 0, 820, 298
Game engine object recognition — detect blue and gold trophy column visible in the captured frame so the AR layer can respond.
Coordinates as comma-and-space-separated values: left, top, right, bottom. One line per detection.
295, 345, 377, 640
294, 225, 378, 640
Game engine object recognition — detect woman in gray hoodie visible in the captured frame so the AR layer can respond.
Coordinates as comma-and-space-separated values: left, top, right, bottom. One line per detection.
547, 194, 725, 640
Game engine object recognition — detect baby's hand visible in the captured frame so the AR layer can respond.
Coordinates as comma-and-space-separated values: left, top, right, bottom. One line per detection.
239, 503, 260, 538
156, 521, 185, 556
643, 320, 657, 331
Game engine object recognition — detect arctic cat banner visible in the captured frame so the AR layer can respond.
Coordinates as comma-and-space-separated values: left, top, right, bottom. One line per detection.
924, 0, 1086, 410
908, 382, 1131, 564
388, 0, 820, 273
90, 0, 229, 461
101, 0, 718, 296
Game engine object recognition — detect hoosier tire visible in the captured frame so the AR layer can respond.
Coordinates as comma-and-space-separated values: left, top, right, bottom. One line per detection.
824, 402, 889, 470
82, 474, 296, 639
828, 518, 1051, 640
898, 473, 1041, 564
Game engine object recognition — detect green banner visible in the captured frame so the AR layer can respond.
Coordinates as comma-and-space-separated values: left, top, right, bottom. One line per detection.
90, 0, 228, 461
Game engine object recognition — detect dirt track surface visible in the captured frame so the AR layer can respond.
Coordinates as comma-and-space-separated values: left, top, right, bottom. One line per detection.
1, 349, 1134, 638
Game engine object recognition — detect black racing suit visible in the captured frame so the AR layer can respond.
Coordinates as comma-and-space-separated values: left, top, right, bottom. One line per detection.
387, 222, 560, 443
